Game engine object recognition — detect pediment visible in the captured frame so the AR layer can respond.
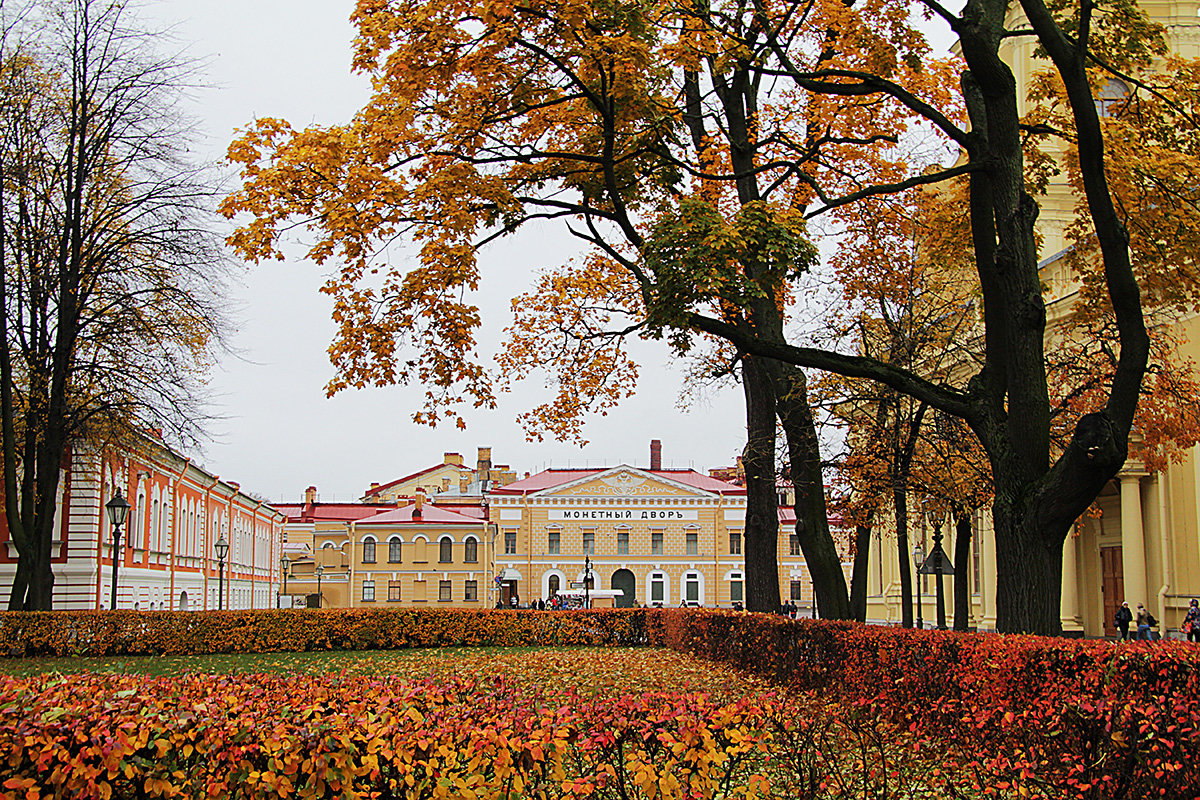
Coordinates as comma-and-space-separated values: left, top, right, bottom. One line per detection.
538, 466, 712, 499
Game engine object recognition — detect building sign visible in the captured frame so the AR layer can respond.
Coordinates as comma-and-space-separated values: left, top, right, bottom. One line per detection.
549, 508, 699, 521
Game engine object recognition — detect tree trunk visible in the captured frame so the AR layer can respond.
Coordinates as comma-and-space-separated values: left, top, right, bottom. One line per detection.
742, 355, 781, 613
953, 510, 972, 631
894, 480, 913, 628
771, 363, 851, 619
849, 519, 873, 622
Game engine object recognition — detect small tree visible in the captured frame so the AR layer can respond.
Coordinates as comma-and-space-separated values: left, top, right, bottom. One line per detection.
0, 0, 229, 610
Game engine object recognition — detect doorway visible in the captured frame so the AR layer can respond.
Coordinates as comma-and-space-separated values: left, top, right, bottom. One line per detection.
611, 569, 636, 608
1100, 545, 1124, 638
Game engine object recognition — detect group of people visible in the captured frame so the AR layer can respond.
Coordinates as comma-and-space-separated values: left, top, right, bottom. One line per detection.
1114, 598, 1200, 642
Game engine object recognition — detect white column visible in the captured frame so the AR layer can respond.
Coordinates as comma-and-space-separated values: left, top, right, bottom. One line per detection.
1060, 533, 1082, 632
1120, 473, 1148, 609
981, 508, 997, 631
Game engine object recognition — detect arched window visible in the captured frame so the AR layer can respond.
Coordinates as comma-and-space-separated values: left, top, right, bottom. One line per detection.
439, 536, 454, 563
548, 574, 560, 597
388, 537, 403, 563
362, 537, 376, 563
464, 537, 478, 563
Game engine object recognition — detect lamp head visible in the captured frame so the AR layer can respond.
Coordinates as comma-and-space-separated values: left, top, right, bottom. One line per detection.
214, 534, 229, 560
280, 553, 290, 570
912, 542, 925, 564
315, 565, 324, 577
105, 490, 131, 528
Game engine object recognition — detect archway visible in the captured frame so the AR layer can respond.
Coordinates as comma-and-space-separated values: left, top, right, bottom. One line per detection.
611, 569, 636, 608
179, 590, 188, 611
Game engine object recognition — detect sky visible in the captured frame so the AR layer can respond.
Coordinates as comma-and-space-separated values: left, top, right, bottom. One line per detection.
141, 0, 751, 504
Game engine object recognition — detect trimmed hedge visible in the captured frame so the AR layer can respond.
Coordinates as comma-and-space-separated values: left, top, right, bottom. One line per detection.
2, 608, 1198, 797
0, 608, 648, 657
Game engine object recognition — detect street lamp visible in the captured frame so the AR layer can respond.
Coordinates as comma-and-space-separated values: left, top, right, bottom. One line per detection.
215, 534, 229, 610
105, 490, 131, 610
912, 542, 925, 630
929, 509, 949, 630
584, 554, 591, 610
315, 565, 324, 608
279, 554, 290, 609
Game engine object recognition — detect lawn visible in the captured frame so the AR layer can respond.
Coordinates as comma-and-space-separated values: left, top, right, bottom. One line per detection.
0, 645, 774, 700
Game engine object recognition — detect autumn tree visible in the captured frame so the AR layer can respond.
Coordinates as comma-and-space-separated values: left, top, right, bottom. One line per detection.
224, 0, 1193, 632
0, 0, 229, 610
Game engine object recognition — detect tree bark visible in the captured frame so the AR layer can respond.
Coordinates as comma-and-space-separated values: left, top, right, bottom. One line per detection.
742, 355, 781, 613
771, 363, 851, 619
953, 510, 972, 631
849, 519, 873, 622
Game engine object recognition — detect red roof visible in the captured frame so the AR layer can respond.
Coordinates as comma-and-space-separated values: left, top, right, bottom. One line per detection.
275, 503, 395, 523
489, 467, 745, 496
357, 503, 485, 525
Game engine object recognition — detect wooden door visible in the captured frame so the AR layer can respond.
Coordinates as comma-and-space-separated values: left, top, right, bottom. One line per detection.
1100, 546, 1124, 637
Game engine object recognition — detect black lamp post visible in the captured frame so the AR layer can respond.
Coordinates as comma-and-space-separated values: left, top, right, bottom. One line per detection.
215, 534, 229, 610
912, 542, 925, 630
105, 489, 131, 610
584, 554, 591, 610
931, 511, 949, 630
279, 554, 290, 609
315, 565, 324, 608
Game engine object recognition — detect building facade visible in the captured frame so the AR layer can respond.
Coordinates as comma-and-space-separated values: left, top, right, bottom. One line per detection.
0, 436, 286, 611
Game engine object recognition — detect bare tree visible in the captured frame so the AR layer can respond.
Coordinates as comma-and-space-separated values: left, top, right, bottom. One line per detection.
0, 0, 229, 610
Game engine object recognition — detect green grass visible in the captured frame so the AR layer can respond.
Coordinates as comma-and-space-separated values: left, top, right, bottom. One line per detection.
0, 646, 541, 678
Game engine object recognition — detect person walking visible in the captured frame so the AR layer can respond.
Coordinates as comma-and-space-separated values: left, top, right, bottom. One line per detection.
1183, 599, 1200, 643
1135, 602, 1156, 641
1114, 601, 1133, 641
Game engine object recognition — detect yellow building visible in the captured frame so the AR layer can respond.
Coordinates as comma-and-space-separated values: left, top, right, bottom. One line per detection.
864, 0, 1200, 638
485, 462, 820, 609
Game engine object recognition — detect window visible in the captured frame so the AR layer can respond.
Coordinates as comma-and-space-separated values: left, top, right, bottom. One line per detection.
439, 537, 453, 563
651, 530, 663, 555
439, 580, 452, 602
685, 574, 700, 603
388, 538, 402, 563
504, 531, 517, 554
729, 531, 741, 555
651, 575, 665, 603
789, 534, 801, 556
617, 529, 629, 555
547, 530, 560, 555
548, 574, 560, 596
363, 538, 376, 563
464, 537, 478, 563
465, 580, 478, 601
777, 491, 790, 507
388, 580, 402, 602
361, 580, 375, 602
790, 580, 802, 601
413, 580, 427, 602
730, 577, 743, 603
582, 530, 595, 555
686, 531, 698, 555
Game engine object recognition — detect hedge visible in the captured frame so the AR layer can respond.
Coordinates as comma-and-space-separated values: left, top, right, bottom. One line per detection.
1, 608, 1198, 798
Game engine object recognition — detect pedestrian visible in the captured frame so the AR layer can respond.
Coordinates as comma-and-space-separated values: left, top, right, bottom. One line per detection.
1135, 602, 1156, 641
1114, 600, 1133, 641
1183, 599, 1200, 643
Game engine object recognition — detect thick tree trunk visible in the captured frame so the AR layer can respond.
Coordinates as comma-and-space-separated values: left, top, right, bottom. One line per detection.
953, 510, 972, 631
771, 364, 851, 619
992, 498, 1064, 634
742, 355, 781, 613
849, 519, 873, 622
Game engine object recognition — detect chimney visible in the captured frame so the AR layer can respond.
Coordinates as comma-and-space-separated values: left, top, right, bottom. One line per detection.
370, 482, 380, 492
414, 489, 425, 517
441, 477, 451, 492
460, 475, 471, 493
304, 486, 317, 505
444, 452, 464, 466
650, 439, 662, 471
477, 446, 492, 476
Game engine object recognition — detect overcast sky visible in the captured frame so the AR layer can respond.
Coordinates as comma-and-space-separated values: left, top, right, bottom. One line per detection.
142, 0, 751, 503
